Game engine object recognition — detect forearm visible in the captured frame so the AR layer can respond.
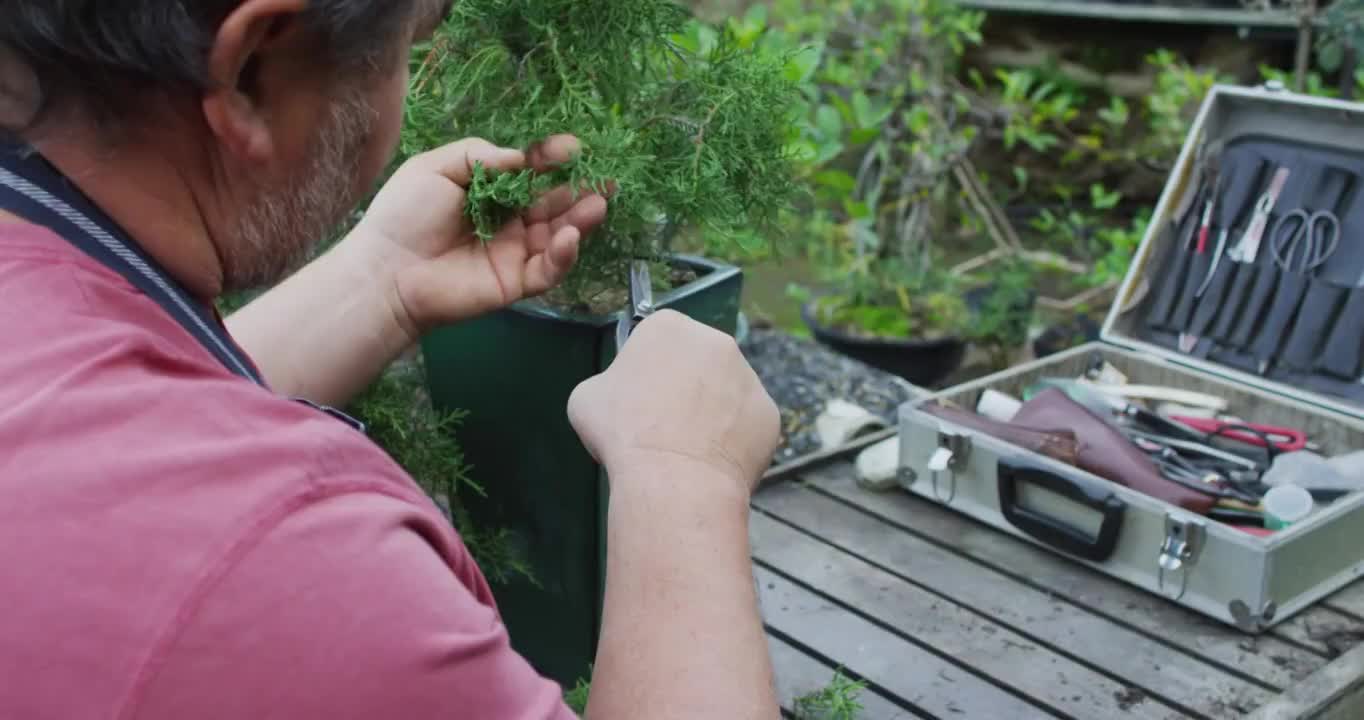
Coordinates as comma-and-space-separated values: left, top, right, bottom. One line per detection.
224, 234, 413, 407
586, 457, 777, 720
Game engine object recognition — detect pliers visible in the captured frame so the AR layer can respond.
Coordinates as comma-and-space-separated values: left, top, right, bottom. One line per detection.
615, 259, 655, 351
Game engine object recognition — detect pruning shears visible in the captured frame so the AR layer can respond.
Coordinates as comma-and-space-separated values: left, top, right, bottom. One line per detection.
615, 259, 655, 351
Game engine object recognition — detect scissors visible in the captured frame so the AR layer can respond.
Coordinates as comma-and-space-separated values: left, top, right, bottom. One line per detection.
1168, 415, 1311, 453
1270, 208, 1340, 273
615, 259, 655, 351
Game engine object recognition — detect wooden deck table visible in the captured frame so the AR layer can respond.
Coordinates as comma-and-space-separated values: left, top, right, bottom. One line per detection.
756, 460, 1364, 719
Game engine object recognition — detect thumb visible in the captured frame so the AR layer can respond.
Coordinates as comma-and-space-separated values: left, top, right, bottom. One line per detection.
407, 137, 526, 187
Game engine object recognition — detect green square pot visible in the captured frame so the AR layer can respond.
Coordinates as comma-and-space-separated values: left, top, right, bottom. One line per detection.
420, 254, 743, 687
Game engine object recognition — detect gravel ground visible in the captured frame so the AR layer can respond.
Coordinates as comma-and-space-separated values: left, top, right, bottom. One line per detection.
740, 328, 927, 465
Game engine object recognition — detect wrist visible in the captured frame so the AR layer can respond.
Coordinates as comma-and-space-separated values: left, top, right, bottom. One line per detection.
605, 450, 755, 513
331, 225, 423, 350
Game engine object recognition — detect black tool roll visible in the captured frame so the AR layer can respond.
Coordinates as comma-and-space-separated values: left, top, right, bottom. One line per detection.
1135, 134, 1364, 407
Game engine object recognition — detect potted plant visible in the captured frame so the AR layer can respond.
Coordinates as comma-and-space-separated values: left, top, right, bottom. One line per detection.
404, 0, 801, 686
762, 0, 1040, 386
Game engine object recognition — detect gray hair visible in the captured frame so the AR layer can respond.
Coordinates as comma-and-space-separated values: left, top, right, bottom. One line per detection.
0, 1, 424, 129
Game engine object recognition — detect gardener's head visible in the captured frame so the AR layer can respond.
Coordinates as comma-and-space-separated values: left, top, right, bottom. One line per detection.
0, 0, 450, 290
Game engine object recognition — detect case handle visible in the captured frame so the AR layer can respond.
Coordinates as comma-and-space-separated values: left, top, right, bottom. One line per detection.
997, 460, 1126, 563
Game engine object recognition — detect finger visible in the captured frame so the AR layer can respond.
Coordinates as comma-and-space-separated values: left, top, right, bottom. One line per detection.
526, 134, 581, 173
524, 185, 580, 224
522, 225, 581, 296
550, 194, 609, 235
523, 193, 606, 254
409, 137, 526, 187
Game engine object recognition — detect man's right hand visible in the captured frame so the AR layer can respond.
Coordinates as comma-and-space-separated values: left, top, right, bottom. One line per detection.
567, 310, 780, 497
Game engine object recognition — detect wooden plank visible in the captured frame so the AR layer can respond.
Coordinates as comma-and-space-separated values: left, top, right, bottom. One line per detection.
756, 567, 1060, 719
1324, 579, 1364, 620
1248, 643, 1364, 720
752, 514, 1191, 720
754, 485, 1275, 718
801, 463, 1329, 688
1272, 608, 1364, 661
767, 635, 921, 720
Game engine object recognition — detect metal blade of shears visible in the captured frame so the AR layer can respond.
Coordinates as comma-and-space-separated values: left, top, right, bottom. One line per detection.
615, 259, 655, 351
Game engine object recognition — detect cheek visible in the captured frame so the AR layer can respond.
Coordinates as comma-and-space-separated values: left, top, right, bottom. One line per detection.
356, 68, 408, 188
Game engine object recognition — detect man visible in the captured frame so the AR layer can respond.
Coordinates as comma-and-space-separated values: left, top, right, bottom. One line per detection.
0, 2, 781, 719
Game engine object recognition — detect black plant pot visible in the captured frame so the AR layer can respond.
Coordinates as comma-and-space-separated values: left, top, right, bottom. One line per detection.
1033, 314, 1102, 359
800, 302, 968, 388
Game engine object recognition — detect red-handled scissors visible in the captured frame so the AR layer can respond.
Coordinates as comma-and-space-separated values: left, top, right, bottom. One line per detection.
1169, 416, 1309, 452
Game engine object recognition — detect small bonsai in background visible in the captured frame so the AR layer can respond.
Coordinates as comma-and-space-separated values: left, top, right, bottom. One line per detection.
770, 0, 998, 339
403, 0, 804, 314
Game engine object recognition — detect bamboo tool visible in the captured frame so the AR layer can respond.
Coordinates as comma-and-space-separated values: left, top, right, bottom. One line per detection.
1075, 381, 1230, 413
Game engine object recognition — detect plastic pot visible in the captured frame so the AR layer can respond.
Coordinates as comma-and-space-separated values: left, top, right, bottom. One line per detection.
420, 254, 743, 688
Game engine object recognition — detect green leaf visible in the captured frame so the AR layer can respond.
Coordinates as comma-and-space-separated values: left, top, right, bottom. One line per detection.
904, 106, 932, 136
743, 3, 769, 26
814, 170, 857, 192
815, 104, 843, 139
844, 199, 871, 220
829, 94, 855, 126
1090, 184, 1122, 210
813, 141, 845, 166
785, 283, 813, 303
851, 91, 874, 128
786, 43, 824, 84
849, 127, 881, 144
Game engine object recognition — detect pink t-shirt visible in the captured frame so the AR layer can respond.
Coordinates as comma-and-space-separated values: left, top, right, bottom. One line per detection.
0, 221, 577, 719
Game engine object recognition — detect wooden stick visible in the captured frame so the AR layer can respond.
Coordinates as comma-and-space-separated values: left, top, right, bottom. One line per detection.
1294, 0, 1318, 94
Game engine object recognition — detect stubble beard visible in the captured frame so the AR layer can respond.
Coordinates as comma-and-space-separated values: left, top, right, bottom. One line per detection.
222, 88, 377, 292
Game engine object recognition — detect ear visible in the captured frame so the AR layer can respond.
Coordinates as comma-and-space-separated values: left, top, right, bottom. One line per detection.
0, 44, 41, 131
200, 0, 311, 165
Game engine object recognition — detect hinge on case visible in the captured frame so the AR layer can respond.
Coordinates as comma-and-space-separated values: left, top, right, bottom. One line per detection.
926, 430, 971, 504
1157, 513, 1207, 601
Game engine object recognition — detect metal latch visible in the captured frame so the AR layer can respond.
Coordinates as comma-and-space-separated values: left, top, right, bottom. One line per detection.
927, 430, 971, 503
1157, 513, 1206, 601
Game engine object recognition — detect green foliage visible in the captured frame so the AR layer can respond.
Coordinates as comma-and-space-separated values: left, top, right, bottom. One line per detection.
755, 0, 995, 338
1322, 0, 1364, 77
960, 257, 1035, 366
564, 675, 592, 716
347, 359, 533, 585
794, 667, 868, 720
402, 0, 804, 308
809, 264, 969, 341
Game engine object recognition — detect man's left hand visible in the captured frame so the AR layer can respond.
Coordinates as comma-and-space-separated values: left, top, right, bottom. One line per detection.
352, 134, 608, 342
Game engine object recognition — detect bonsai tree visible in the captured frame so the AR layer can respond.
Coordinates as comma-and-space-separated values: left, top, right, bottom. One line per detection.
401, 0, 804, 314
771, 2, 1011, 330
399, 0, 806, 687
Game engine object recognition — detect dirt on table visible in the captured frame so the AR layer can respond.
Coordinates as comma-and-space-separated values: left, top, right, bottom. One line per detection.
741, 328, 925, 465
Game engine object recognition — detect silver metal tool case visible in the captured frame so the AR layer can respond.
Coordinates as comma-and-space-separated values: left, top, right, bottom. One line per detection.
895, 83, 1364, 633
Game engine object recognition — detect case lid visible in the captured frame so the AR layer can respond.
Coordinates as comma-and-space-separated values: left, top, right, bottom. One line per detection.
1101, 82, 1364, 422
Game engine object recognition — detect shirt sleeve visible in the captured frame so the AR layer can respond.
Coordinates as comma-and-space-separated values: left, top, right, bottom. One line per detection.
128, 489, 578, 720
